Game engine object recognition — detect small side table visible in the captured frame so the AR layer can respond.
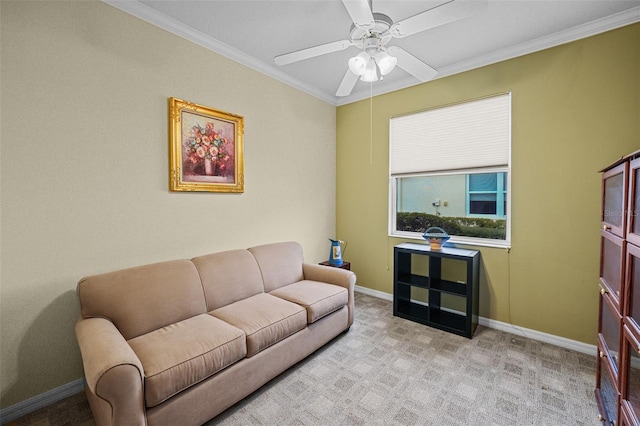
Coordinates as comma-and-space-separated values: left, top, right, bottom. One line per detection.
319, 260, 351, 271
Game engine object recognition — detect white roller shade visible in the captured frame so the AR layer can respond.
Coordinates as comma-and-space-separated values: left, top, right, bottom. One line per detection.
389, 93, 511, 175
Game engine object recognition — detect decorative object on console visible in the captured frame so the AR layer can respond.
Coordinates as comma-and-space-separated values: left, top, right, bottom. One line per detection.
169, 97, 244, 193
422, 226, 450, 250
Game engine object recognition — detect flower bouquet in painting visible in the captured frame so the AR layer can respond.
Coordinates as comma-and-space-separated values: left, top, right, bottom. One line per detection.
183, 121, 234, 180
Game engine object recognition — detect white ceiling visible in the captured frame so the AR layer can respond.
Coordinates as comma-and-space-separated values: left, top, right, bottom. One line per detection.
106, 0, 640, 106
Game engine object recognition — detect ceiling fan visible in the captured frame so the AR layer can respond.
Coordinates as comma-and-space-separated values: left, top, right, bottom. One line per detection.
274, 0, 487, 97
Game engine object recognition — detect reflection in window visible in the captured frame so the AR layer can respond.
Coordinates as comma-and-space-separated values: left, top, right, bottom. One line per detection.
395, 171, 508, 241
467, 173, 506, 217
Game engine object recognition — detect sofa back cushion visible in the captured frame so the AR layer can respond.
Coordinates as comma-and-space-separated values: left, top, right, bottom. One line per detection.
248, 241, 304, 293
192, 249, 265, 311
77, 259, 206, 340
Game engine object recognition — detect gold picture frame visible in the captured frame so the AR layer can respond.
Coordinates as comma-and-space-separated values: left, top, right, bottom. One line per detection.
169, 97, 244, 193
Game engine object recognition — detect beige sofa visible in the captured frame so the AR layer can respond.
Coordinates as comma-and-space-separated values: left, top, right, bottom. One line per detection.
75, 241, 356, 426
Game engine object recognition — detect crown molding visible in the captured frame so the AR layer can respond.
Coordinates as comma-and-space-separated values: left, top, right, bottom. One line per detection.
437, 5, 640, 83
339, 5, 640, 106
102, 0, 337, 105
103, 1, 639, 107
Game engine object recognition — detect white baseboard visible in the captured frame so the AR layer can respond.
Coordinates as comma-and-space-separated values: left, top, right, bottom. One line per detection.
354, 285, 597, 356
356, 285, 394, 301
477, 317, 597, 355
0, 378, 85, 425
1, 289, 597, 423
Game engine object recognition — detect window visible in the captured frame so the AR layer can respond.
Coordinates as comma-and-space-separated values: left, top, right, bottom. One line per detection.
467, 172, 507, 218
389, 93, 511, 247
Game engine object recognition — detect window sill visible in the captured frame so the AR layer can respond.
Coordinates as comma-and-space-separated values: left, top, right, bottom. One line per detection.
389, 232, 511, 250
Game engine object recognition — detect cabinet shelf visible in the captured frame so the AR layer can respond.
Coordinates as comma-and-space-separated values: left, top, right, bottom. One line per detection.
430, 309, 467, 331
393, 243, 479, 338
397, 272, 429, 288
395, 299, 467, 332
396, 276, 467, 296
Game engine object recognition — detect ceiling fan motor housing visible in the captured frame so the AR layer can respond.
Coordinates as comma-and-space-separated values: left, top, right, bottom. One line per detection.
363, 35, 383, 55
350, 13, 393, 49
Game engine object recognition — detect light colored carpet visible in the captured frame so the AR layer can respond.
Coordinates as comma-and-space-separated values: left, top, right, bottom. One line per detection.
10, 293, 599, 425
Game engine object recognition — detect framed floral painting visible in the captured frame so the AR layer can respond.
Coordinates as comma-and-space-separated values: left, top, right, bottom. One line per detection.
169, 97, 244, 192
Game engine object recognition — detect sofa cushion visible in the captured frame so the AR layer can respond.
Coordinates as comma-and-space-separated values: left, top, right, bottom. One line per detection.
270, 280, 348, 324
78, 259, 207, 340
192, 249, 265, 311
211, 293, 307, 357
248, 242, 304, 292
128, 314, 246, 408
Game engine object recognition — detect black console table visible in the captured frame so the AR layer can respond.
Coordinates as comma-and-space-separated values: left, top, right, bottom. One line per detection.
393, 243, 480, 338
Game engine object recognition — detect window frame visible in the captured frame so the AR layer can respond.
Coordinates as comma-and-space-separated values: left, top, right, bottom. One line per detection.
389, 168, 511, 249
388, 93, 511, 249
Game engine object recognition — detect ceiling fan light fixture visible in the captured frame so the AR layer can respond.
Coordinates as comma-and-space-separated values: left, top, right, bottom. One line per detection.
375, 50, 397, 75
348, 52, 369, 75
274, 0, 487, 97
360, 57, 379, 82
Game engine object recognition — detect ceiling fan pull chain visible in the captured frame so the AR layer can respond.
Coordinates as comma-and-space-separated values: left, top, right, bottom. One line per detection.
370, 81, 373, 166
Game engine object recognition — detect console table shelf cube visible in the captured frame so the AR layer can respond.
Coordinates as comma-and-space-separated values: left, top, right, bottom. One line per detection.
393, 243, 480, 338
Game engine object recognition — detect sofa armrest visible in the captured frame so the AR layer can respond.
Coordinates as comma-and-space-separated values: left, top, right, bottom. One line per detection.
76, 317, 146, 426
303, 262, 356, 326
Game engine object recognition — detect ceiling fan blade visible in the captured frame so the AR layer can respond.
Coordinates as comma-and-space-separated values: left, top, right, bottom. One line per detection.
387, 46, 438, 82
274, 40, 352, 66
336, 69, 359, 97
390, 0, 487, 38
341, 0, 375, 28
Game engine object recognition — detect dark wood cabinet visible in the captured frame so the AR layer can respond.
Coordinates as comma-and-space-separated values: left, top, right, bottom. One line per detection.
598, 150, 640, 425
393, 243, 479, 338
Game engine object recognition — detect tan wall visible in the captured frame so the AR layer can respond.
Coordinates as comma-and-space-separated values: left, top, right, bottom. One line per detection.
0, 1, 336, 408
337, 23, 640, 344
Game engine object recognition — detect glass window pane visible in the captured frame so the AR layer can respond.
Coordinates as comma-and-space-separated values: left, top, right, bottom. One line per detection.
470, 200, 497, 214
598, 361, 618, 424
604, 172, 624, 228
602, 237, 622, 297
469, 173, 497, 191
634, 168, 640, 235
628, 341, 640, 420
395, 172, 507, 240
600, 300, 620, 372
631, 255, 640, 329
470, 193, 496, 201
